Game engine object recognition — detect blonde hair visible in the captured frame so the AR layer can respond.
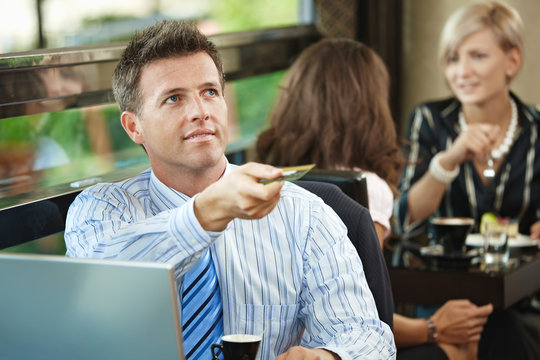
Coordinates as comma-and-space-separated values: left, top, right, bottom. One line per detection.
439, 1, 523, 66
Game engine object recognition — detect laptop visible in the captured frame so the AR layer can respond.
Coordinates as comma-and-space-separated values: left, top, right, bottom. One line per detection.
0, 253, 184, 360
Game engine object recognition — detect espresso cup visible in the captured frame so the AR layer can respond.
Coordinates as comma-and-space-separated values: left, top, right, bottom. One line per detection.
431, 217, 475, 255
211, 334, 261, 360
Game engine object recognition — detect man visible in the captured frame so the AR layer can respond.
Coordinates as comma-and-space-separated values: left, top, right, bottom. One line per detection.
64, 20, 395, 359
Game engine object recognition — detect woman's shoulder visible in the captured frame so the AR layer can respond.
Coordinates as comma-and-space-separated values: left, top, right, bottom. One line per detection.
513, 93, 540, 123
360, 170, 394, 228
362, 171, 393, 203
406, 97, 460, 133
410, 96, 460, 118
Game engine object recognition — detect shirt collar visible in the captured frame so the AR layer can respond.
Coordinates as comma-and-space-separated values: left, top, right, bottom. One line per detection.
148, 158, 234, 212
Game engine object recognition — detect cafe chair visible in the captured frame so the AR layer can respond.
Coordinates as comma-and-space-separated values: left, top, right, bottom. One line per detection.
300, 169, 369, 209
295, 180, 394, 329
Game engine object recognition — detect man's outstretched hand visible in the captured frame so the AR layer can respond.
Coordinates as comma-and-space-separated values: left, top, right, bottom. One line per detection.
194, 162, 284, 231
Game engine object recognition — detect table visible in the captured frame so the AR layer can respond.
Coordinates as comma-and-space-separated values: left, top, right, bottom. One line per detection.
389, 248, 540, 309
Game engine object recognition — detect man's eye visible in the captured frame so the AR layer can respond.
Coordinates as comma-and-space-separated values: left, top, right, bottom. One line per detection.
473, 53, 486, 59
206, 89, 217, 97
166, 95, 179, 103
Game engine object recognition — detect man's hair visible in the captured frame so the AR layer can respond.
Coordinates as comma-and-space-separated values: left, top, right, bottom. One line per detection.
439, 1, 524, 67
112, 20, 224, 114
256, 38, 404, 194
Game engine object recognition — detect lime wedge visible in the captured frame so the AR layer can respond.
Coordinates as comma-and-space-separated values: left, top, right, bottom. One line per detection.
480, 212, 498, 234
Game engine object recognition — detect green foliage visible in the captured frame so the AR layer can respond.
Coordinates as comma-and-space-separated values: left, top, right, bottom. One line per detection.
0, 103, 134, 165
0, 56, 44, 68
233, 71, 285, 137
2, 233, 66, 255
102, 104, 135, 151
82, 14, 138, 27
208, 0, 298, 32
39, 110, 90, 159
0, 114, 41, 145
205, 0, 297, 141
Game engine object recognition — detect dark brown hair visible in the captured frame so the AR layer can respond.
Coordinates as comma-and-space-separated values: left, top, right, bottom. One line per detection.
112, 20, 224, 115
256, 38, 403, 193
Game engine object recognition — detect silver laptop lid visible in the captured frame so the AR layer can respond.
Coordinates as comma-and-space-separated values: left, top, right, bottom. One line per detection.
0, 253, 183, 360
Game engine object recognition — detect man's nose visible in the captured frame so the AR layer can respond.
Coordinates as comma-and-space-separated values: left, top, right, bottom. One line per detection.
188, 96, 210, 122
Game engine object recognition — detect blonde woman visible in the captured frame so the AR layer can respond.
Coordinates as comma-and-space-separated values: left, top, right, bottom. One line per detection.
396, 2, 540, 359
395, 1, 540, 240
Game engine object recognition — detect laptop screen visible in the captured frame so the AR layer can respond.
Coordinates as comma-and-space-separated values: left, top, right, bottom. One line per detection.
0, 253, 184, 360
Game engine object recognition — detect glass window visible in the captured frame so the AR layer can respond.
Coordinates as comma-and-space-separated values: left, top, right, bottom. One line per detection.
0, 71, 285, 200
0, 0, 317, 253
0, 0, 303, 52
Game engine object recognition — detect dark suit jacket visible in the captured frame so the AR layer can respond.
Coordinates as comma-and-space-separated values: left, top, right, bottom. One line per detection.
295, 180, 394, 329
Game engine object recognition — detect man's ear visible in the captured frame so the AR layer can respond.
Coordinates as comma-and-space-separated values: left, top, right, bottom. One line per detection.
121, 111, 144, 145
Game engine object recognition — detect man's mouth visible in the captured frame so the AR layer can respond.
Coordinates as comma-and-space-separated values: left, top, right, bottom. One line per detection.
184, 129, 215, 141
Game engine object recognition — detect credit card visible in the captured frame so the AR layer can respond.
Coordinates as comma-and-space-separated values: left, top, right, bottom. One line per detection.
259, 164, 315, 184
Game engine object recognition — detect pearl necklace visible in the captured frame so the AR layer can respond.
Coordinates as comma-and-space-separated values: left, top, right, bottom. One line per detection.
458, 98, 518, 159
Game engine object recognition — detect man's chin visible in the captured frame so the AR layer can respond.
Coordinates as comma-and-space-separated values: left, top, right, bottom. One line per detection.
186, 153, 226, 172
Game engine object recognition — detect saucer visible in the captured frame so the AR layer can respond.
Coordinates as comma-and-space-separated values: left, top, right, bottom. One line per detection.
466, 233, 539, 248
420, 245, 479, 268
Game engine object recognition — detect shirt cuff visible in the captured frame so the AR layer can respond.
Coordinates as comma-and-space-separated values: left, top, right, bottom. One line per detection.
170, 195, 223, 253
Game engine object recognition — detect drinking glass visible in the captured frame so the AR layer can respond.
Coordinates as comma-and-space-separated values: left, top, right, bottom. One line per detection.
483, 222, 509, 271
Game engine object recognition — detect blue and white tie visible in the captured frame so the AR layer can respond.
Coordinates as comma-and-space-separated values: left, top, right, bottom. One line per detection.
181, 249, 224, 360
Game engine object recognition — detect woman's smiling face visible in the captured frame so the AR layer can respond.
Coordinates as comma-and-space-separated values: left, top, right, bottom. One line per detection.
444, 28, 520, 107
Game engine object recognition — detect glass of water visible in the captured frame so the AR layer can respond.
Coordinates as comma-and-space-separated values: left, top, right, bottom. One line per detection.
483, 222, 510, 271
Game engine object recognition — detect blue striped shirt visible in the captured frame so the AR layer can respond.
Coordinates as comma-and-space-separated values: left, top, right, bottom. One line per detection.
65, 164, 396, 359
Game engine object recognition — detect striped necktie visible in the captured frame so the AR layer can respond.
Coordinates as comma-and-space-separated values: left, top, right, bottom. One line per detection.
181, 249, 224, 360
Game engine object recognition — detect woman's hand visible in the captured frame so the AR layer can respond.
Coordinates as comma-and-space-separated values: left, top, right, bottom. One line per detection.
442, 123, 500, 169
407, 123, 501, 223
430, 299, 493, 344
530, 220, 540, 240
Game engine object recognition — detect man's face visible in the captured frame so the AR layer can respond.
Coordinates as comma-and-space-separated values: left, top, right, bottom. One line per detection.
125, 52, 228, 179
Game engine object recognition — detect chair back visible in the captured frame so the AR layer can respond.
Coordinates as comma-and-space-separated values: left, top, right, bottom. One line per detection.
295, 180, 393, 329
301, 169, 369, 209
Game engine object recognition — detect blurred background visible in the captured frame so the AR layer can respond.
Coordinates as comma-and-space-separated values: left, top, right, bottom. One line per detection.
1, 0, 540, 254
0, 0, 303, 151
2, 0, 540, 147
0, 0, 301, 51
0, 0, 306, 254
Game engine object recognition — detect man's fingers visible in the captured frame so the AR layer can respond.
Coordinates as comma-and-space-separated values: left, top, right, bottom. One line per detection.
237, 191, 282, 219
240, 162, 283, 181
475, 303, 494, 316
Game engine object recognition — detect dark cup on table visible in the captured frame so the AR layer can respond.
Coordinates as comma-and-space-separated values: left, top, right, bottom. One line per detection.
431, 217, 475, 255
211, 334, 261, 360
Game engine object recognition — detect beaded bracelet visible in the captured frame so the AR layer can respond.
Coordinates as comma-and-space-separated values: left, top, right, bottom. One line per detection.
429, 153, 459, 184
426, 318, 439, 343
